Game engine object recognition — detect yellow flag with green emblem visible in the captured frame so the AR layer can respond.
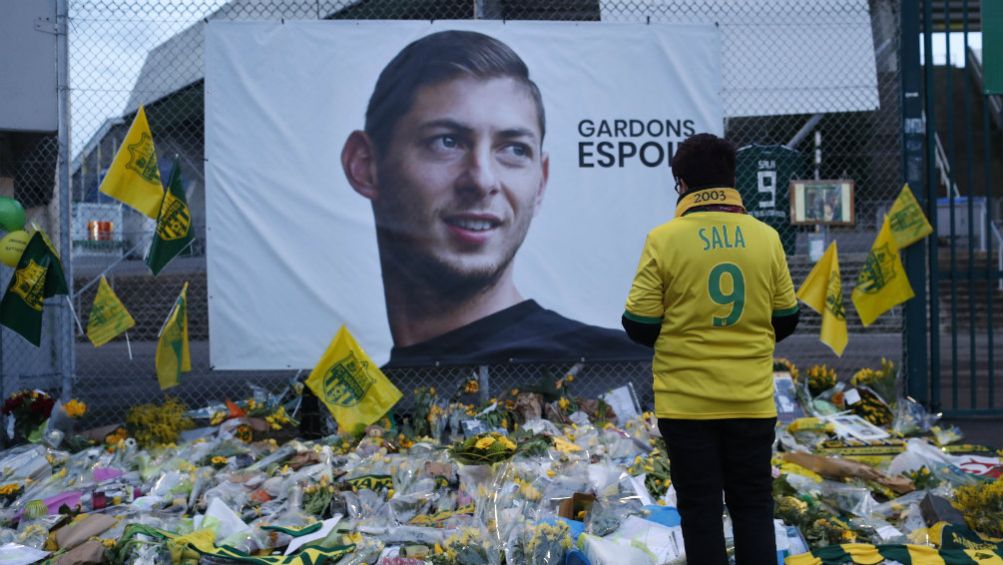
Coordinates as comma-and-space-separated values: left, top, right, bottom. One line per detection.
852, 217, 915, 327
155, 282, 190, 390
887, 183, 933, 249
305, 325, 402, 433
796, 241, 847, 356
86, 276, 135, 347
99, 106, 164, 218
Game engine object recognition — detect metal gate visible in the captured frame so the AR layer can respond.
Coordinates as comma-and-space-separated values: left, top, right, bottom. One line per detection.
903, 0, 1003, 416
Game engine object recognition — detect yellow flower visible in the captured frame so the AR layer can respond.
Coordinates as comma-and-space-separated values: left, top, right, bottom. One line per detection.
64, 399, 87, 418
464, 379, 480, 395
510, 388, 519, 397
565, 374, 574, 383
558, 397, 570, 411
211, 456, 229, 467
474, 436, 496, 450
498, 436, 517, 451
0, 483, 20, 496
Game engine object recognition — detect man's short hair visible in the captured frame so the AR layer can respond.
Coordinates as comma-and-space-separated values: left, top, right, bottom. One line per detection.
670, 133, 736, 189
364, 30, 546, 155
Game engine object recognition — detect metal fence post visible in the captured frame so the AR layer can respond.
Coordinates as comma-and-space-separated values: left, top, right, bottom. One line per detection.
478, 365, 489, 405
900, 0, 929, 405
56, 0, 75, 402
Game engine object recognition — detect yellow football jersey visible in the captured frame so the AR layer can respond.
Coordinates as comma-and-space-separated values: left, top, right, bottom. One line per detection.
625, 198, 798, 419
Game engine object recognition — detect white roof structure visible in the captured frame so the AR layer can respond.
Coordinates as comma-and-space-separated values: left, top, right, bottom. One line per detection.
124, 0, 360, 114
125, 0, 879, 119
600, 0, 881, 117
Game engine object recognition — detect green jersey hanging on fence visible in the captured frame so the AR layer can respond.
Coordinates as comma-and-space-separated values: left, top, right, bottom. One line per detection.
736, 145, 803, 256
0, 230, 68, 346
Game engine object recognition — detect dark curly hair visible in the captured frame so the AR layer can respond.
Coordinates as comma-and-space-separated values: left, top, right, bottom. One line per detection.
670, 133, 736, 190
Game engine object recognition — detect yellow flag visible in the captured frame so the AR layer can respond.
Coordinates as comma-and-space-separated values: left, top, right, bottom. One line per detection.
796, 241, 847, 356
85, 276, 135, 347
852, 217, 915, 326
99, 106, 164, 218
155, 282, 190, 389
305, 326, 402, 433
887, 183, 933, 249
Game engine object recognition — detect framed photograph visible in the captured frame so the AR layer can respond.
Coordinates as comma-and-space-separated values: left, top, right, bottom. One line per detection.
789, 179, 855, 226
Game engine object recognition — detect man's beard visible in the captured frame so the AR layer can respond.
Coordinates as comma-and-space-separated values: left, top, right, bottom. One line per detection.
376, 224, 519, 306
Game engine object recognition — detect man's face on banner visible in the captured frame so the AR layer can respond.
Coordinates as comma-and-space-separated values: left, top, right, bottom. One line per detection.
373, 76, 548, 287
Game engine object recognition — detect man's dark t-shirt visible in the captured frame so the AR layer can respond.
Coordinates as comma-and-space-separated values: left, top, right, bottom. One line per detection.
384, 300, 649, 368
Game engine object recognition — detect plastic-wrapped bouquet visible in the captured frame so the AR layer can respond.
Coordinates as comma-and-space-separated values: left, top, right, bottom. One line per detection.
125, 396, 195, 447
850, 358, 897, 405
953, 475, 1003, 537
2, 389, 55, 442
430, 527, 495, 565
522, 520, 573, 565
449, 433, 518, 466
803, 364, 838, 397
628, 447, 671, 498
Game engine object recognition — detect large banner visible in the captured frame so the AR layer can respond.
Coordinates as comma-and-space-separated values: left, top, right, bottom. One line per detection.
205, 20, 722, 370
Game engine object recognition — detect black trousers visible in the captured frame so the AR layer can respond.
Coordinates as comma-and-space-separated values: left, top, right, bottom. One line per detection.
658, 418, 777, 565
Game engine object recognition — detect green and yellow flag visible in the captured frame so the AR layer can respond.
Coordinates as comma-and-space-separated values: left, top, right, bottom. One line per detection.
887, 183, 933, 249
146, 160, 193, 275
155, 282, 190, 390
116, 523, 356, 565
0, 230, 68, 346
786, 522, 1003, 564
796, 241, 847, 356
86, 276, 135, 347
852, 216, 915, 327
305, 325, 403, 434
99, 106, 164, 218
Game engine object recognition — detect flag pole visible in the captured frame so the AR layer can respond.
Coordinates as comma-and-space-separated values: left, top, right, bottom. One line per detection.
74, 239, 149, 296
65, 296, 84, 335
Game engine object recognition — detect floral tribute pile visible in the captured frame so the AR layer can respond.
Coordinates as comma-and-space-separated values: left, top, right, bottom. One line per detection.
0, 360, 1001, 565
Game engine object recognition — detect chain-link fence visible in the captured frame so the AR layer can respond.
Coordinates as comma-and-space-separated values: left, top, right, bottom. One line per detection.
44, 0, 909, 427
0, 131, 67, 438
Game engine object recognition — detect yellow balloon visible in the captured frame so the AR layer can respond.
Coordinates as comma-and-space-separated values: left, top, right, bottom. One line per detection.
0, 230, 30, 267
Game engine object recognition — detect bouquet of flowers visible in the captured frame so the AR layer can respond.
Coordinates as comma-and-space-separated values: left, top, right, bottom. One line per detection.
409, 386, 440, 438
952, 475, 1003, 537
774, 357, 799, 380
63, 399, 87, 419
0, 482, 23, 505
838, 386, 893, 427
125, 397, 195, 448
303, 475, 336, 516
430, 527, 494, 565
628, 447, 672, 498
850, 358, 898, 406
803, 364, 838, 397
2, 390, 55, 442
805, 516, 858, 547
450, 432, 518, 465
522, 521, 573, 565
903, 466, 941, 490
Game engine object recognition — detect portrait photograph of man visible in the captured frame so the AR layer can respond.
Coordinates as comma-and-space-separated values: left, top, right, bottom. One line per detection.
340, 30, 649, 367
205, 21, 723, 370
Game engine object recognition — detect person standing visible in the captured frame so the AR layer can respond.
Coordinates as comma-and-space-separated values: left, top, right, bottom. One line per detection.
622, 133, 799, 564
